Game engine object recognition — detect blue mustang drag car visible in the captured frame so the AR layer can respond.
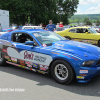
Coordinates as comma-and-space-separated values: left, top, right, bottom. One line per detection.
0, 29, 100, 84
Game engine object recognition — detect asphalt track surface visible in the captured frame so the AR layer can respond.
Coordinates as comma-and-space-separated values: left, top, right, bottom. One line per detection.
0, 64, 100, 100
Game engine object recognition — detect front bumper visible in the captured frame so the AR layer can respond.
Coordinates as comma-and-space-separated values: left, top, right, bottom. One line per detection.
76, 66, 100, 83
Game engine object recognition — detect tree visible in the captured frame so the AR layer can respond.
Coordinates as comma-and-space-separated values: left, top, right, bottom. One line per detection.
96, 19, 100, 26
57, 0, 79, 24
83, 17, 92, 25
0, 0, 79, 25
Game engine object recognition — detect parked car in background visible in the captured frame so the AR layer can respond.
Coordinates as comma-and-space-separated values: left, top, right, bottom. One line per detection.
2, 26, 19, 32
22, 26, 42, 30
64, 25, 70, 30
54, 26, 70, 32
56, 27, 100, 47
92, 26, 100, 33
54, 27, 64, 32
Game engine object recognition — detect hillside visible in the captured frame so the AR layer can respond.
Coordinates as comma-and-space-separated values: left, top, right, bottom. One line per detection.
69, 14, 100, 20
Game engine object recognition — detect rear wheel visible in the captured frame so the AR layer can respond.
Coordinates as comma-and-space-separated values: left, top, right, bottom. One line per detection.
0, 51, 6, 66
51, 60, 75, 84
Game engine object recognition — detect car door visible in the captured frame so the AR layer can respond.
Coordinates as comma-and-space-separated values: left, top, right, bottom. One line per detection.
74, 28, 94, 44
10, 32, 40, 70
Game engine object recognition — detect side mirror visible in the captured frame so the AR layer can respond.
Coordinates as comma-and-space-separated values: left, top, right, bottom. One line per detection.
85, 32, 89, 34
25, 41, 35, 45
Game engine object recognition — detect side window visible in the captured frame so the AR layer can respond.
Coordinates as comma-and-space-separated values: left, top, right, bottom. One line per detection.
84, 28, 89, 33
12, 33, 33, 43
69, 29, 75, 33
76, 28, 85, 33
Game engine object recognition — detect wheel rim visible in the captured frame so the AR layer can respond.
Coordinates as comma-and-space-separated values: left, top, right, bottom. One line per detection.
0, 51, 3, 61
54, 64, 68, 80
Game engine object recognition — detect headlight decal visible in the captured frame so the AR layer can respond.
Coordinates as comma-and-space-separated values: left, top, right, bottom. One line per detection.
82, 60, 95, 66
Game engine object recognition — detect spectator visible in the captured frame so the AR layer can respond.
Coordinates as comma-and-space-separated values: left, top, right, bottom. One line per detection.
59, 21, 63, 27
25, 23, 28, 26
45, 20, 56, 31
0, 23, 2, 32
56, 23, 60, 27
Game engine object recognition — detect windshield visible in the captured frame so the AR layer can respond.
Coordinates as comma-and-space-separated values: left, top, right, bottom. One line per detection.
88, 28, 97, 33
33, 31, 65, 46
56, 27, 64, 31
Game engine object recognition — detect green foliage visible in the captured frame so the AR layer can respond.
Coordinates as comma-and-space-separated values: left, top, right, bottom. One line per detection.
57, 0, 79, 24
69, 14, 100, 25
0, 0, 79, 25
96, 19, 100, 26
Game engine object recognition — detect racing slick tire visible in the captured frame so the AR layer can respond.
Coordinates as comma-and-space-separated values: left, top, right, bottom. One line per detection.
0, 51, 6, 66
51, 60, 75, 84
64, 36, 71, 40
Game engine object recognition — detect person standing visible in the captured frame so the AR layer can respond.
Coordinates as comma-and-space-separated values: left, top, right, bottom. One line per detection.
59, 21, 63, 27
56, 23, 60, 27
45, 20, 56, 31
0, 23, 2, 32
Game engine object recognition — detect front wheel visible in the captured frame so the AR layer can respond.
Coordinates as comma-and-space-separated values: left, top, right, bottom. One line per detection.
0, 51, 6, 66
51, 60, 75, 84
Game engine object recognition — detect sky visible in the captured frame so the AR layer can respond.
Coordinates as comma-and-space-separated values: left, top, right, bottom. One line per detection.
76, 0, 100, 14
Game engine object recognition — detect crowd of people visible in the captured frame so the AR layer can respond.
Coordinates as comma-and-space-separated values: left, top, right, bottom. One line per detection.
0, 20, 64, 32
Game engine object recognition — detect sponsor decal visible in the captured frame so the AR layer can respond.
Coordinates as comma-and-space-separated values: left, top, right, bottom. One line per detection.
79, 74, 86, 76
63, 54, 79, 61
71, 57, 78, 61
76, 76, 85, 79
33, 63, 38, 68
14, 63, 19, 67
27, 64, 32, 68
34, 55, 46, 63
32, 69, 36, 72
8, 58, 11, 61
25, 67, 31, 70
11, 58, 17, 61
63, 54, 71, 57
79, 70, 88, 73
51, 52, 60, 55
54, 43, 64, 47
6, 61, 19, 67
24, 51, 34, 60
19, 60, 25, 66
40, 65, 48, 71
4, 56, 9, 59
7, 47, 52, 66
37, 70, 45, 74
44, 65, 48, 70
6, 61, 11, 64
19, 65, 25, 68
11, 57, 17, 63
42, 44, 47, 47
25, 61, 32, 65
2, 49, 7, 52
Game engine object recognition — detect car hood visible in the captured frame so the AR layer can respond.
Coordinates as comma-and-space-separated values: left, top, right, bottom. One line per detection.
94, 33, 100, 35
52, 40, 100, 59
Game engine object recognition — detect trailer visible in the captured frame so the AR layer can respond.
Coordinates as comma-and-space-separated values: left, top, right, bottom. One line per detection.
0, 9, 9, 30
